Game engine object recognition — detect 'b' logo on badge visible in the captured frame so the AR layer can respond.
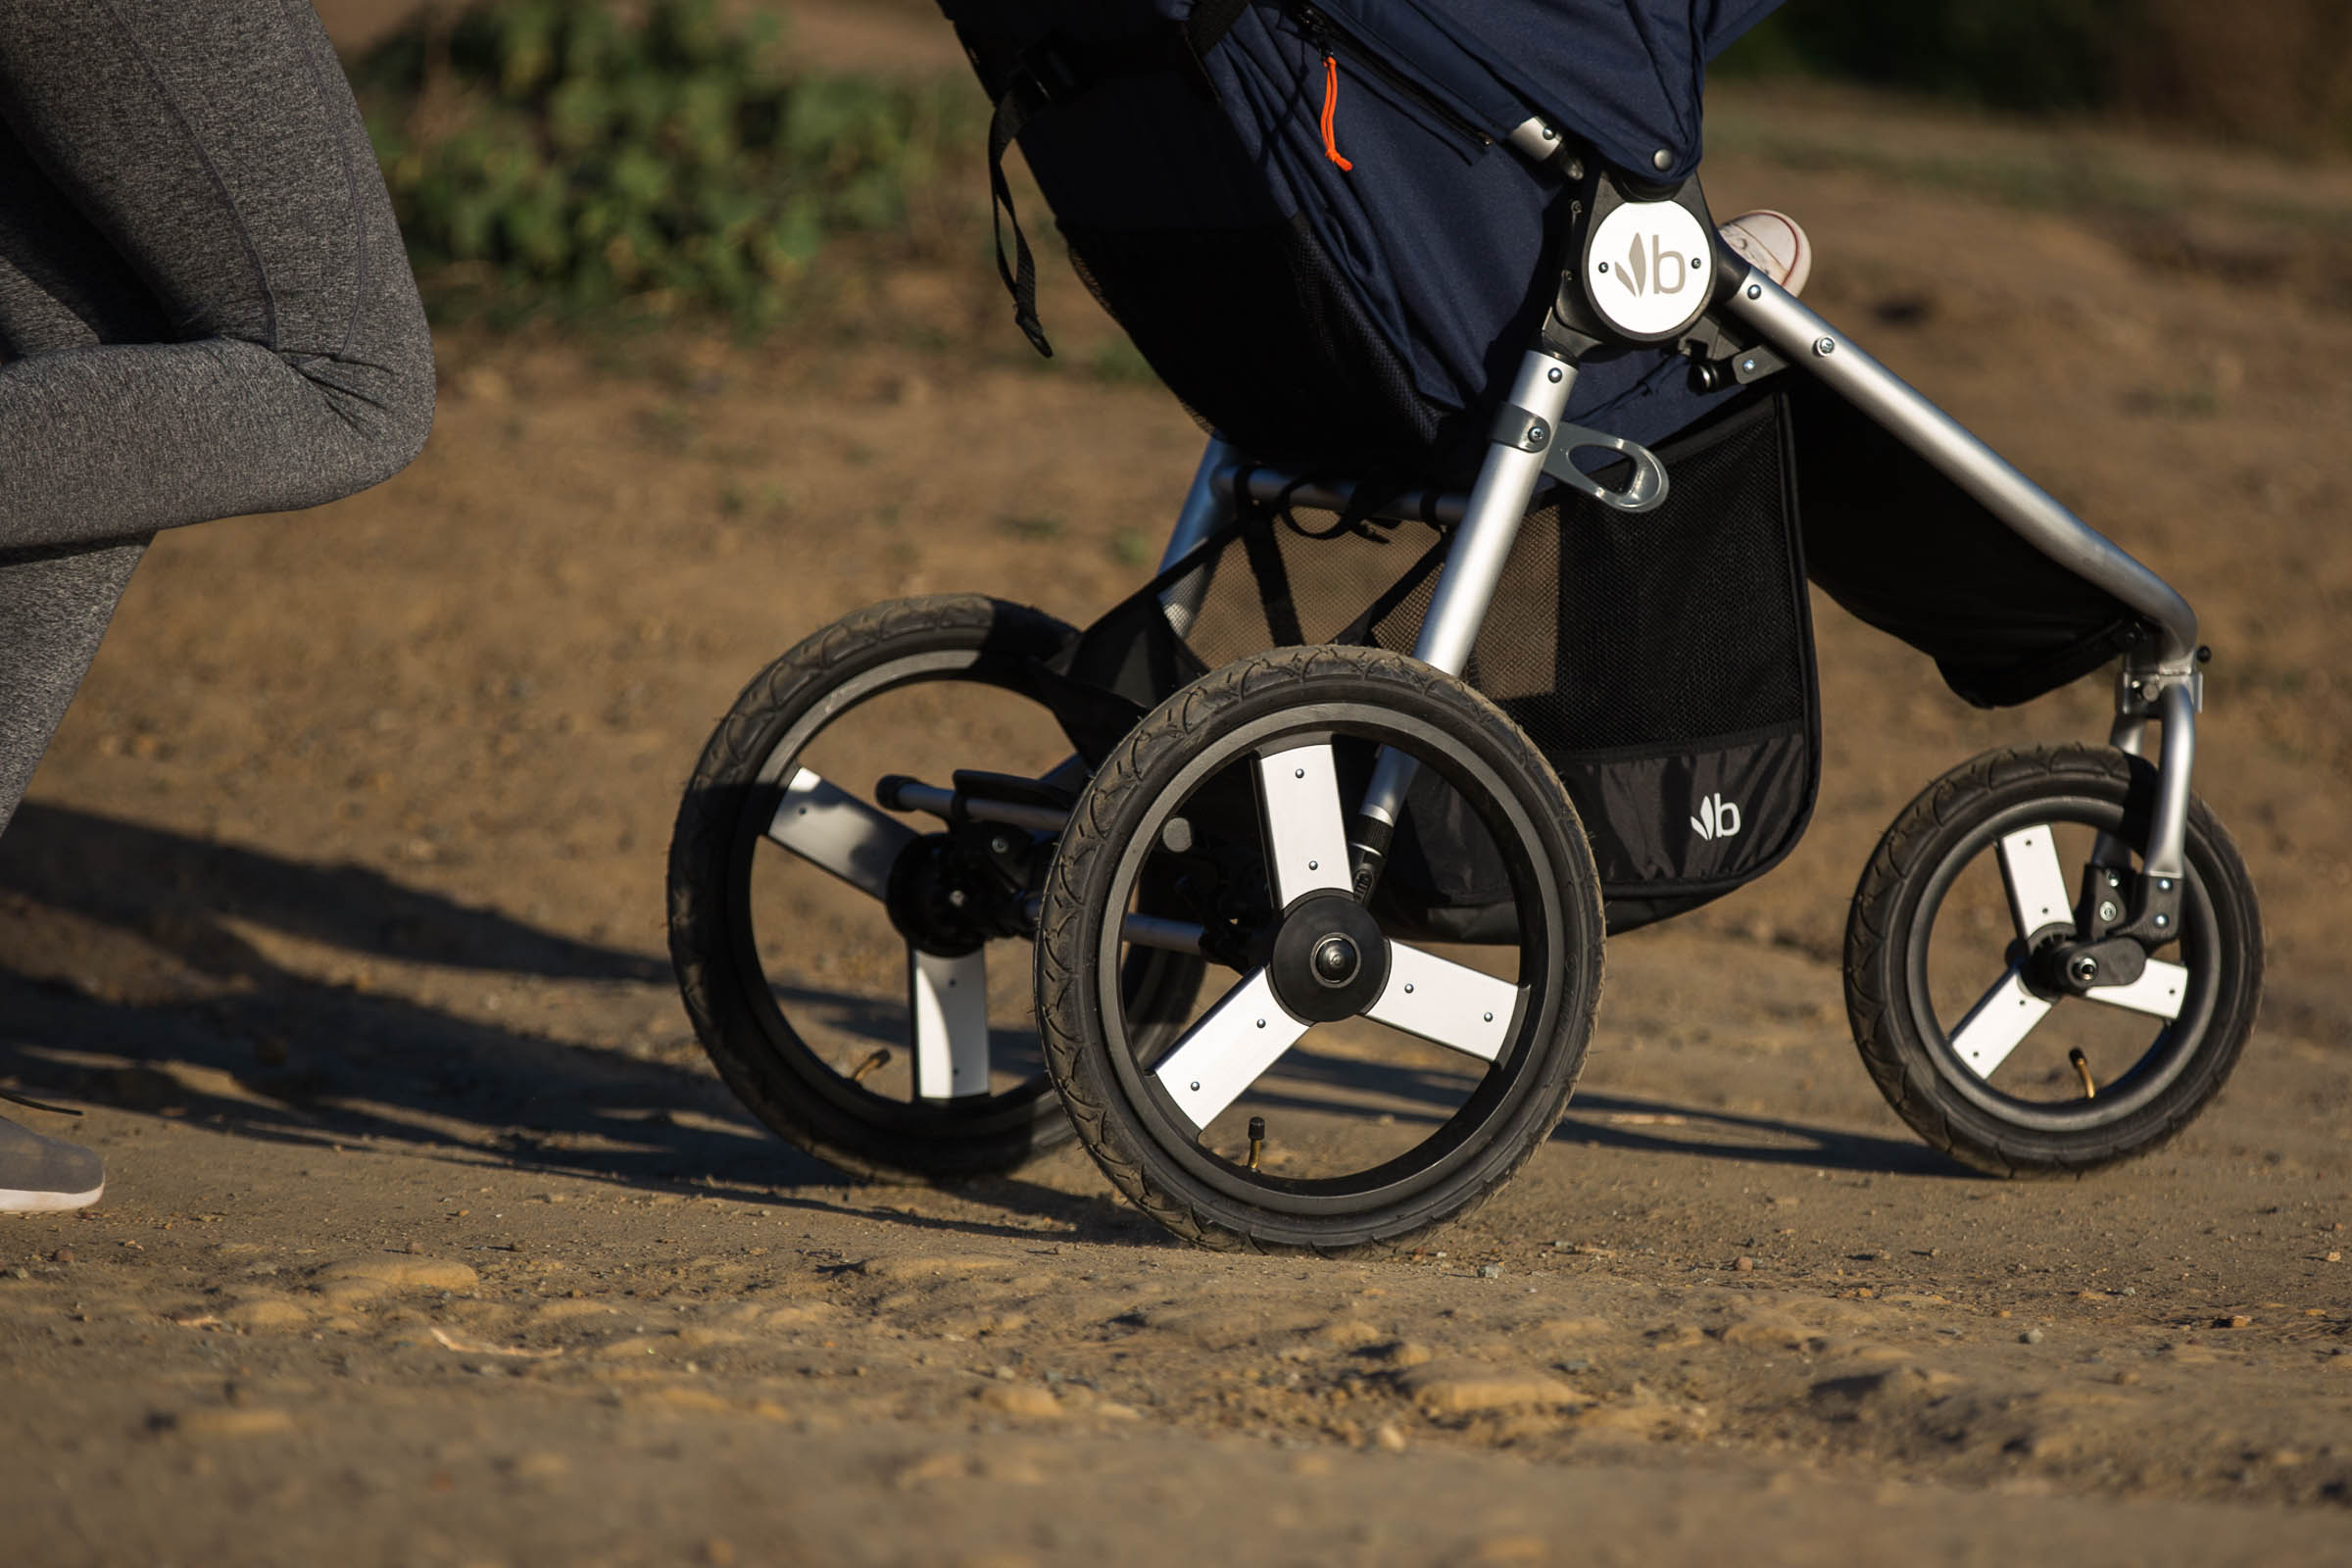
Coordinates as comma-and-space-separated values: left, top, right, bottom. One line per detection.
1617, 235, 1689, 299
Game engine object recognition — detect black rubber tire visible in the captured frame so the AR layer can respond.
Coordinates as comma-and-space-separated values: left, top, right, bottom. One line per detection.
1036, 644, 1606, 1254
668, 595, 1203, 1182
1845, 744, 2263, 1177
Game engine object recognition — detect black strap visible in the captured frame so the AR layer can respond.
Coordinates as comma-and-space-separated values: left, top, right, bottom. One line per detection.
1185, 0, 1253, 61
1335, 527, 1450, 649
988, 86, 1052, 359
983, 15, 1247, 360
1237, 508, 1307, 648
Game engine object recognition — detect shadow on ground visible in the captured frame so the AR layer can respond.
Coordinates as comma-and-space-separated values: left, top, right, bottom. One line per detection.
0, 804, 1951, 1256
0, 804, 826, 1190
1252, 1043, 1963, 1179
0, 806, 1178, 1245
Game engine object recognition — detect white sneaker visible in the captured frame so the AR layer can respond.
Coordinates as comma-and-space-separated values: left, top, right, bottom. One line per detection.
1718, 210, 1811, 296
0, 1111, 103, 1212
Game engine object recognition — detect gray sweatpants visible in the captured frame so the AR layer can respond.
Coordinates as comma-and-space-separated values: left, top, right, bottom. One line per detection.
0, 0, 434, 836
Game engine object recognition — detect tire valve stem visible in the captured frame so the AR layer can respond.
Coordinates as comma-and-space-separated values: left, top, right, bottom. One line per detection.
2069, 1048, 2097, 1101
1247, 1115, 1267, 1172
851, 1048, 893, 1084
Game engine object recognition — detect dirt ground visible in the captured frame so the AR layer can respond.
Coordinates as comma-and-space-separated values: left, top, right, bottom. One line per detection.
8, 6, 2352, 1565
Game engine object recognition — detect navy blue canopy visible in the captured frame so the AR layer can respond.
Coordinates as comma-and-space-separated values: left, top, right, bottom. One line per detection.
1298, 0, 1785, 180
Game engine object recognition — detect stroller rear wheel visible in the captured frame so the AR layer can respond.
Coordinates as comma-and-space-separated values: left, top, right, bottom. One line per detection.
667, 595, 1203, 1181
1845, 745, 2262, 1177
1036, 645, 1606, 1252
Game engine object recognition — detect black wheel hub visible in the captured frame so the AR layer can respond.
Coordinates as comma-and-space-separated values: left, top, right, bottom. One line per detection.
1267, 894, 1390, 1024
2029, 933, 2150, 998
885, 831, 1031, 957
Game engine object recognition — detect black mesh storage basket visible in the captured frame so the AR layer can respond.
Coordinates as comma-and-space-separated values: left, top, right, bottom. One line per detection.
1043, 391, 1818, 937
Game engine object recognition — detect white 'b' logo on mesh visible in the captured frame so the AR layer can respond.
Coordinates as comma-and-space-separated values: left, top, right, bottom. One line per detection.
1690, 792, 1742, 842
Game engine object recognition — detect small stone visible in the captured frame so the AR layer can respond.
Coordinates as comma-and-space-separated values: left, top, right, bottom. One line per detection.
317, 1255, 478, 1298
172, 1406, 297, 1439
1373, 1422, 1407, 1452
1722, 1314, 1811, 1350
2327, 1252, 2342, 1264
1307, 1319, 1385, 1349
857, 1253, 1005, 1283
1733, 1256, 1756, 1273
51, 1248, 74, 1264
506, 1450, 570, 1486
1399, 1359, 1581, 1415
974, 1384, 1062, 1419
2219, 1314, 2254, 1329
1478, 1264, 1503, 1280
226, 1298, 313, 1332
896, 1450, 970, 1488
2020, 1328, 2044, 1345
633, 1387, 732, 1416
1384, 1341, 1434, 1369
8, 1267, 26, 1281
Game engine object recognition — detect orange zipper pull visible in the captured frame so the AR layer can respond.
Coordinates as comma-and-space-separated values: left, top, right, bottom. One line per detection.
1318, 54, 1354, 171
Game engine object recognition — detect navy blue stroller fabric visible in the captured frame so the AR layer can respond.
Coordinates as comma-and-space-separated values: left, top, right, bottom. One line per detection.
1290, 1, 1783, 181
941, 0, 1783, 475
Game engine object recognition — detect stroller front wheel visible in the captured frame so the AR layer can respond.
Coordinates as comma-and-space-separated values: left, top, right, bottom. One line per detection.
1845, 745, 2263, 1176
1036, 645, 1606, 1253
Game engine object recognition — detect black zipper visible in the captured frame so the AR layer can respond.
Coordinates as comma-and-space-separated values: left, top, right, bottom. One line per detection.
1291, 3, 1493, 150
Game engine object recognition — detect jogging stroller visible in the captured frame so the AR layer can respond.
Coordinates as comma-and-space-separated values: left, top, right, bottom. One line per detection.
665, 0, 2263, 1252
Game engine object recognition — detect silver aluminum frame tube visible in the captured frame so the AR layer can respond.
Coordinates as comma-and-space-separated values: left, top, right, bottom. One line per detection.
1410, 351, 1581, 676
1157, 435, 1239, 637
1722, 270, 2199, 672
2145, 684, 2194, 882
1356, 350, 1581, 828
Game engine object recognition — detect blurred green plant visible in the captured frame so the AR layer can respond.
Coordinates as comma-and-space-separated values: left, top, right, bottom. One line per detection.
1721, 1, 2127, 115
1720, 0, 2352, 153
351, 0, 982, 325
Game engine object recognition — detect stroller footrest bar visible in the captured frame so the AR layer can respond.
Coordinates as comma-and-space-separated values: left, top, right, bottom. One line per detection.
875, 775, 1071, 836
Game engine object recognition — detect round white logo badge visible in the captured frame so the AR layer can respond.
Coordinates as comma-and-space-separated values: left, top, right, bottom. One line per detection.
1587, 200, 1714, 339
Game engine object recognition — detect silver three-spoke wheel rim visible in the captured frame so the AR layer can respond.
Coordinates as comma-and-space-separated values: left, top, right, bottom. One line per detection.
1084, 703, 1579, 1215
737, 647, 1063, 1131
1909, 801, 2221, 1131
